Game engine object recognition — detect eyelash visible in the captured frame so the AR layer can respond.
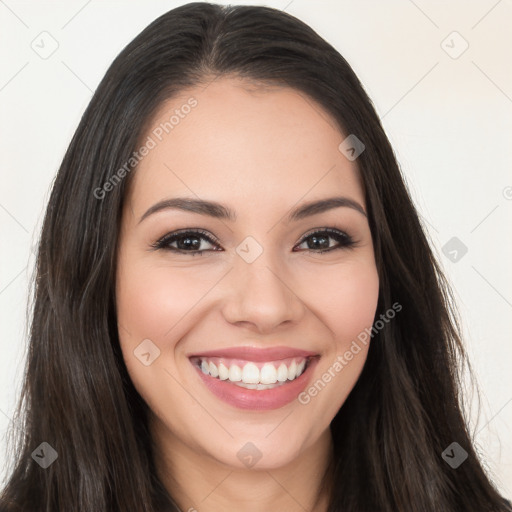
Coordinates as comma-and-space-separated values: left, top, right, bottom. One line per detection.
151, 227, 357, 256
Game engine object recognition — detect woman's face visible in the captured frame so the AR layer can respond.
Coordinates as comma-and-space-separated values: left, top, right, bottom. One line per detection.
116, 76, 379, 470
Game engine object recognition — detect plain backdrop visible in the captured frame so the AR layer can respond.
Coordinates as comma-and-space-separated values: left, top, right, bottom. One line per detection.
1, 0, 511, 497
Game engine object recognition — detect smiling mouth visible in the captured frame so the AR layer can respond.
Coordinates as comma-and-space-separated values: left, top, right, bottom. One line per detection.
187, 346, 320, 410
190, 355, 314, 390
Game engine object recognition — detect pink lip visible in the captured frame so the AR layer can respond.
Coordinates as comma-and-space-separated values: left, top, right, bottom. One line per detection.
187, 346, 318, 362
190, 355, 320, 411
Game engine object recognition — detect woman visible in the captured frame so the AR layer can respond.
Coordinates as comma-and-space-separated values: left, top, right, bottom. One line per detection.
1, 3, 510, 511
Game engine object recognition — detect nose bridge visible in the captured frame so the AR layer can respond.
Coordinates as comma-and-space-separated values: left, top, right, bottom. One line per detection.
221, 238, 305, 331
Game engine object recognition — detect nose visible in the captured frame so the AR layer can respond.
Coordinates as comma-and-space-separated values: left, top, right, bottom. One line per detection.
221, 250, 306, 334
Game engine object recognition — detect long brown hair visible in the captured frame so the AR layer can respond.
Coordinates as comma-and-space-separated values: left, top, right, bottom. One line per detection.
1, 3, 510, 511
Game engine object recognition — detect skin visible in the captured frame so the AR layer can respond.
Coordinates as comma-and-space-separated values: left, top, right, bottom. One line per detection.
116, 76, 379, 512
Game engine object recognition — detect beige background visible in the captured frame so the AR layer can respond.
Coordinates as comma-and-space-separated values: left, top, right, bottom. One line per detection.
1, 0, 511, 497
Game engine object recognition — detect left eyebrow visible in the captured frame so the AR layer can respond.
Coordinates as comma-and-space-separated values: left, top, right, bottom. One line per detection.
138, 195, 367, 225
286, 196, 367, 221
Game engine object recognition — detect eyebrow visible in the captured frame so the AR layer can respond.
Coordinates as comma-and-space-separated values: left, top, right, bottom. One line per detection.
138, 196, 367, 224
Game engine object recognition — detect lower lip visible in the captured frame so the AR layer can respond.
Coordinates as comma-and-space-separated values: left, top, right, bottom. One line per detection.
191, 358, 319, 411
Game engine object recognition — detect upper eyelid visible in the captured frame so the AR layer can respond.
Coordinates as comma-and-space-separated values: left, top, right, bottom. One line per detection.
299, 227, 350, 239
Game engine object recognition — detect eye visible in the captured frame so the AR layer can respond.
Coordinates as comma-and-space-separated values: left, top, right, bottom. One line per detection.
294, 228, 356, 254
151, 229, 221, 256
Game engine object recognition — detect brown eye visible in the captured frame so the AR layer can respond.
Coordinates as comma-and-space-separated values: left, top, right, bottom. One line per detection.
294, 228, 355, 254
152, 229, 221, 255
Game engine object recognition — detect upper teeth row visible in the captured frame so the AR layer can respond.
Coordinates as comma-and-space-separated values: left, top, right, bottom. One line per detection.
200, 359, 307, 384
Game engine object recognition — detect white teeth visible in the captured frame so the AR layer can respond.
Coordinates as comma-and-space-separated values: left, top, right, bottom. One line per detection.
288, 360, 297, 380
209, 361, 218, 378
197, 357, 310, 385
218, 362, 229, 380
260, 363, 278, 384
241, 362, 260, 384
228, 364, 242, 382
277, 363, 289, 382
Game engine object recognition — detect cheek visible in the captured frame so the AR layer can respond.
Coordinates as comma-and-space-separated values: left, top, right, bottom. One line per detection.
296, 262, 379, 420
308, 259, 380, 349
115, 258, 209, 422
115, 257, 213, 397
338, 270, 379, 345
116, 257, 214, 343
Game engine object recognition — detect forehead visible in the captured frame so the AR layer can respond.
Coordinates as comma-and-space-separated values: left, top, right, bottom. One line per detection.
126, 76, 365, 214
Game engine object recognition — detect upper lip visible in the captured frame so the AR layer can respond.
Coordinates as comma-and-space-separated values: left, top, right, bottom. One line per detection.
188, 346, 318, 362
